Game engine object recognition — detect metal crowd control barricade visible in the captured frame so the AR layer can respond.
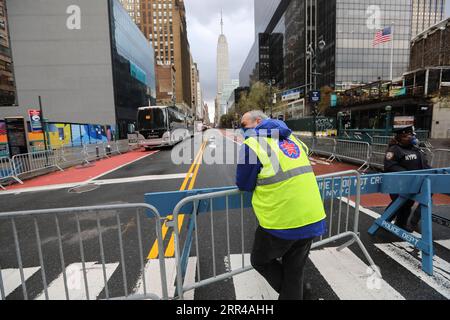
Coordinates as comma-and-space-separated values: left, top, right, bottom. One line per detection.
334, 140, 371, 172
372, 136, 393, 145
0, 157, 23, 190
367, 168, 450, 276
145, 171, 378, 300
56, 145, 90, 168
370, 143, 388, 170
313, 137, 336, 161
83, 144, 110, 162
12, 150, 63, 180
431, 149, 450, 168
0, 204, 168, 300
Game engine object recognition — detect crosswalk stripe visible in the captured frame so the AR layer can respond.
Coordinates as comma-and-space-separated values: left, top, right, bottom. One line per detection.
1, 267, 40, 299
436, 240, 450, 251
375, 242, 450, 299
309, 247, 405, 300
227, 254, 278, 300
133, 257, 197, 299
35, 262, 119, 300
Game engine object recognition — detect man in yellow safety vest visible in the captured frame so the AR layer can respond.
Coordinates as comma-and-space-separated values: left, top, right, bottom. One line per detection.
236, 110, 327, 300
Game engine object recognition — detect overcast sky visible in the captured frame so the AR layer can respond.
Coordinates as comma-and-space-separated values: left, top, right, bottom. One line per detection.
185, 1, 450, 122
184, 0, 254, 121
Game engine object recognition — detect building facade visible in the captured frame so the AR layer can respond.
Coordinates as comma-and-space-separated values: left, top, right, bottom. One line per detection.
240, 0, 446, 96
122, 0, 193, 113
0, 0, 156, 139
411, 0, 446, 38
155, 62, 176, 104
119, 0, 142, 27
0, 0, 16, 107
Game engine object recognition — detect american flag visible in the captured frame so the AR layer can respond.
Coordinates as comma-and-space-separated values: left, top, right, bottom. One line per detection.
373, 27, 392, 46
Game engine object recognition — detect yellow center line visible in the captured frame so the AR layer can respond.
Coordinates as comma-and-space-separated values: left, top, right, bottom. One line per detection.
147, 140, 207, 259
164, 141, 207, 257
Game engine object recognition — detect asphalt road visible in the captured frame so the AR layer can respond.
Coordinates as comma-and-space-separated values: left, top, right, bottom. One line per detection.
1, 130, 449, 300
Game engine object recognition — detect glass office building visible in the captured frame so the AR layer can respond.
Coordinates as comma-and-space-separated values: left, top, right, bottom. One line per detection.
411, 0, 446, 38
332, 0, 412, 90
240, 0, 445, 93
110, 0, 156, 136
1, 0, 156, 139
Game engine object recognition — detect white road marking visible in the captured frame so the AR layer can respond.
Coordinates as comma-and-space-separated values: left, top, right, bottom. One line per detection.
309, 247, 405, 300
93, 173, 191, 186
0, 151, 160, 196
436, 240, 450, 251
228, 254, 278, 300
375, 242, 450, 299
35, 262, 119, 300
0, 173, 186, 195
1, 267, 40, 298
180, 257, 197, 300
134, 258, 178, 299
87, 151, 159, 181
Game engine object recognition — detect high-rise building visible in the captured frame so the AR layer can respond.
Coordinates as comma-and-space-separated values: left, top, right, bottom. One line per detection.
0, 0, 16, 106
191, 60, 199, 112
0, 0, 156, 138
216, 12, 230, 122
122, 0, 193, 113
155, 63, 176, 105
412, 0, 446, 38
240, 0, 447, 94
220, 80, 239, 116
217, 13, 230, 94
119, 0, 142, 27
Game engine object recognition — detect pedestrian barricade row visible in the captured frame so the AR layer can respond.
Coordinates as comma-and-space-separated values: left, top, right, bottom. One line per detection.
0, 204, 168, 301
295, 135, 441, 172
0, 140, 133, 190
12, 150, 63, 180
0, 157, 23, 190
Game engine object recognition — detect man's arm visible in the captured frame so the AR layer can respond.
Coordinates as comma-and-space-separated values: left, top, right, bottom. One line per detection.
236, 144, 262, 192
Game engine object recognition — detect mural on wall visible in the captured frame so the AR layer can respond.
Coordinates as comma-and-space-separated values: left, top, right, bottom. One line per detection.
0, 120, 8, 157
1, 120, 116, 155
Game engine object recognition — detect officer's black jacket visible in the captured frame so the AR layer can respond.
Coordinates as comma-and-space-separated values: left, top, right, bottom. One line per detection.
384, 142, 432, 173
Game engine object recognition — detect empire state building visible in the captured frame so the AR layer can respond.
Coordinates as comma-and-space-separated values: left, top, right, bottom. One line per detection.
215, 12, 230, 123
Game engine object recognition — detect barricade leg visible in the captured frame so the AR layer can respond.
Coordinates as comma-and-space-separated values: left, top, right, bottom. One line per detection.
368, 196, 409, 235
420, 179, 434, 276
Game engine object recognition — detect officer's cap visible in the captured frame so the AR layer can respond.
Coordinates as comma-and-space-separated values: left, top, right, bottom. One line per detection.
393, 125, 415, 135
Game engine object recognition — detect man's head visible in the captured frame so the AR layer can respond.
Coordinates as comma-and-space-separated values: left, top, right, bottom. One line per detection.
241, 110, 269, 130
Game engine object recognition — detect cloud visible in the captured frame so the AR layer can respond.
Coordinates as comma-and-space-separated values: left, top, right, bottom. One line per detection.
184, 0, 255, 121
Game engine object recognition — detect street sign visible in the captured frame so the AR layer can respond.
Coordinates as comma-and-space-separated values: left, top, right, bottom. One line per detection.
28, 109, 43, 132
282, 88, 302, 102
309, 90, 321, 103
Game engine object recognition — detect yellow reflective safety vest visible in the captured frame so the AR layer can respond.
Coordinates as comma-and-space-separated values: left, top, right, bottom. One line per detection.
244, 135, 326, 230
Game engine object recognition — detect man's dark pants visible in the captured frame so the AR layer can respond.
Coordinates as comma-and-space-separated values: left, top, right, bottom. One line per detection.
250, 226, 313, 300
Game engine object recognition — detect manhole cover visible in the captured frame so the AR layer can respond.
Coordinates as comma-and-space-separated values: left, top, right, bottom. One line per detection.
68, 184, 99, 194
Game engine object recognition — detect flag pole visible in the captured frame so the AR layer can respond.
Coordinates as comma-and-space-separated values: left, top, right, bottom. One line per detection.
390, 24, 394, 81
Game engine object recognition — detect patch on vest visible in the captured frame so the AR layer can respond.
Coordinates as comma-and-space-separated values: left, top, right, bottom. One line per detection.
279, 139, 301, 159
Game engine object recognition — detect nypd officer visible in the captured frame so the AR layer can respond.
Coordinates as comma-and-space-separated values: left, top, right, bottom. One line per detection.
236, 110, 327, 300
384, 125, 432, 231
